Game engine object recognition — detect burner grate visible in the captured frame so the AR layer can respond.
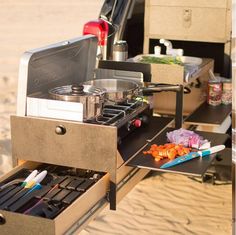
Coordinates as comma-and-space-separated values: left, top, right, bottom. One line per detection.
85, 100, 147, 126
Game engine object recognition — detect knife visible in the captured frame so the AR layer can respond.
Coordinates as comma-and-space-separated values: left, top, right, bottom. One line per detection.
160, 145, 225, 169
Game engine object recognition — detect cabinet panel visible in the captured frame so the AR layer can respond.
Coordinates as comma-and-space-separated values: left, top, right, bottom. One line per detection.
148, 6, 228, 43
144, 0, 231, 48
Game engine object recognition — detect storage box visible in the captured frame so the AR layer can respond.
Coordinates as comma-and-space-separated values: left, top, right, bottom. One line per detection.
144, 0, 231, 53
152, 58, 214, 115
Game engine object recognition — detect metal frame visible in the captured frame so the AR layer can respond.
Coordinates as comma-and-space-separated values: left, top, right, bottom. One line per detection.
175, 85, 183, 129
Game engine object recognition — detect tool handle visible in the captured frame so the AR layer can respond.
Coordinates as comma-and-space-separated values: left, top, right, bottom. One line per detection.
25, 170, 47, 188
33, 170, 47, 184
24, 183, 42, 197
23, 170, 38, 183
200, 145, 225, 157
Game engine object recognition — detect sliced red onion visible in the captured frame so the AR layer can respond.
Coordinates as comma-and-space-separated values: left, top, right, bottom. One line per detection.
166, 128, 210, 149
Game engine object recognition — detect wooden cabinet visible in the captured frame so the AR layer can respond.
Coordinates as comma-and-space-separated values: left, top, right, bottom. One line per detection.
144, 0, 232, 53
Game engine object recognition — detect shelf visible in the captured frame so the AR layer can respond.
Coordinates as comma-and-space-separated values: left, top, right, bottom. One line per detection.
184, 102, 232, 126
127, 128, 230, 177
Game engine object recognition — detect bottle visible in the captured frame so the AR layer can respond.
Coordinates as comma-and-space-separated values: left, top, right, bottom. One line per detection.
112, 40, 128, 61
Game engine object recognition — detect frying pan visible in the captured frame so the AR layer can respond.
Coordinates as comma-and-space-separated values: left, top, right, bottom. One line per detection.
83, 79, 182, 103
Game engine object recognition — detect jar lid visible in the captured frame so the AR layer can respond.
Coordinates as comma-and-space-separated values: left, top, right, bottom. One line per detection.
222, 78, 232, 83
208, 79, 221, 84
113, 40, 128, 51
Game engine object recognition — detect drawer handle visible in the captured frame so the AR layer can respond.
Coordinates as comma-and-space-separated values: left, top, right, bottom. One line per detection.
55, 125, 66, 135
183, 9, 191, 21
0, 214, 6, 225
183, 9, 192, 28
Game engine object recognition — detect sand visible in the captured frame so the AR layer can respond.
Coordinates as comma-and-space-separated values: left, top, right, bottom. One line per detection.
82, 173, 232, 235
0, 1, 233, 235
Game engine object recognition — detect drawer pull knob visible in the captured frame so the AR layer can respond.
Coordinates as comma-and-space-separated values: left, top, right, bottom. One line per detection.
55, 125, 66, 135
0, 214, 6, 225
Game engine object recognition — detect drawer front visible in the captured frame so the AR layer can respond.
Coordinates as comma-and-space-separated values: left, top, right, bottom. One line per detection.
11, 116, 117, 183
0, 162, 109, 235
0, 210, 55, 235
145, 0, 231, 43
147, 6, 228, 42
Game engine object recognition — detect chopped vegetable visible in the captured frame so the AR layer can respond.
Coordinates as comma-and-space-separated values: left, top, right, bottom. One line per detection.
166, 128, 210, 149
140, 56, 183, 65
143, 143, 191, 161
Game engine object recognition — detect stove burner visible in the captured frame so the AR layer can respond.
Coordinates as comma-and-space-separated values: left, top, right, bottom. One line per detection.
85, 100, 149, 127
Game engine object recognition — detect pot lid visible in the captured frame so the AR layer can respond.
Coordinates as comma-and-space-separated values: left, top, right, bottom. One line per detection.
49, 84, 105, 101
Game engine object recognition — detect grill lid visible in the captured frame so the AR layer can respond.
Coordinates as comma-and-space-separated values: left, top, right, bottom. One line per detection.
17, 35, 98, 115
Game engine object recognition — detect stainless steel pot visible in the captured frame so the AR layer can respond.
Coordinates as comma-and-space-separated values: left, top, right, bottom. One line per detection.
49, 84, 105, 120
83, 79, 139, 103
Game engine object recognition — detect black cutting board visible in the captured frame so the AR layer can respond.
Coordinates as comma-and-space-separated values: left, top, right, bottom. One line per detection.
127, 128, 230, 177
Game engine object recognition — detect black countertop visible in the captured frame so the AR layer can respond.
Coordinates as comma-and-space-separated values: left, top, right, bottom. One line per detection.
184, 102, 232, 126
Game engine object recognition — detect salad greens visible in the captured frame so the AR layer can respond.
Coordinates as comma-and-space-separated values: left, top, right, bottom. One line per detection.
140, 56, 183, 66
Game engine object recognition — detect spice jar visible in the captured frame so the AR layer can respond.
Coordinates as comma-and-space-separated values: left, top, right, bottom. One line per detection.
207, 80, 222, 106
221, 79, 232, 105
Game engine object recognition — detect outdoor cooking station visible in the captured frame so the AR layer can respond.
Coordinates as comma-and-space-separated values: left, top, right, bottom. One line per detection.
0, 35, 231, 234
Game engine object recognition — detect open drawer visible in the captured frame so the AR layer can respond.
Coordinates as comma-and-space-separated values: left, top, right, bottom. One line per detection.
0, 161, 109, 235
127, 128, 230, 177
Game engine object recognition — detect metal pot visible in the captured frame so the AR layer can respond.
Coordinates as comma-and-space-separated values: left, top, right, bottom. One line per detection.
83, 79, 139, 103
48, 84, 105, 120
83, 79, 182, 103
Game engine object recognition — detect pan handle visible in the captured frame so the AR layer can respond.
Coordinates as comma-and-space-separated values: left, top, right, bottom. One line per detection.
140, 84, 191, 95
140, 84, 182, 95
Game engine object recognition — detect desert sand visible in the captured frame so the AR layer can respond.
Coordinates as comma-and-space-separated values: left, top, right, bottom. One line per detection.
0, 1, 232, 235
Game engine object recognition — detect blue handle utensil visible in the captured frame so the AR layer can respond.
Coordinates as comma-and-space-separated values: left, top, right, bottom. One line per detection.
160, 145, 225, 169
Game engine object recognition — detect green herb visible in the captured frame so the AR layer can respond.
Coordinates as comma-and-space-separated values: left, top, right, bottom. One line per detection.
140, 56, 183, 66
